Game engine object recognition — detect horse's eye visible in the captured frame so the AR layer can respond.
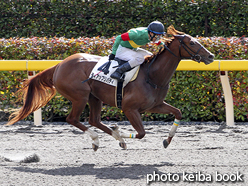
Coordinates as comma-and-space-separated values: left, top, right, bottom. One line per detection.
190, 41, 195, 45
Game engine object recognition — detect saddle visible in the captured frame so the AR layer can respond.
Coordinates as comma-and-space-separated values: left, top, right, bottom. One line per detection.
89, 56, 140, 108
90, 56, 139, 88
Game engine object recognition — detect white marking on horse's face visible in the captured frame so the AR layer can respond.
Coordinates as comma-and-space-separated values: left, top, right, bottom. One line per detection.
191, 38, 198, 44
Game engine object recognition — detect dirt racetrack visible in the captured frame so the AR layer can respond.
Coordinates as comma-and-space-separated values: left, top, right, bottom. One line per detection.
0, 121, 247, 186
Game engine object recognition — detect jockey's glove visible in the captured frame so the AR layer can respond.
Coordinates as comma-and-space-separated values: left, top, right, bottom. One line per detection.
109, 54, 115, 61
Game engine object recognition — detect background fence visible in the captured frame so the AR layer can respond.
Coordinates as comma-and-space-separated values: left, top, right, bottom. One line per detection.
0, 1, 247, 123
0, 0, 247, 38
1, 59, 247, 126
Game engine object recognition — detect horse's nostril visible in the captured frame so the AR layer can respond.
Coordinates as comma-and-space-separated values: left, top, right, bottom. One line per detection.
209, 54, 214, 59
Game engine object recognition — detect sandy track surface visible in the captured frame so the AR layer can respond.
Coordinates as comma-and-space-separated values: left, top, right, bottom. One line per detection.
0, 121, 247, 186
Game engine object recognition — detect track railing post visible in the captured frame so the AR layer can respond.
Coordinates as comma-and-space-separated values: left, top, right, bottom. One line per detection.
28, 71, 42, 126
219, 71, 234, 126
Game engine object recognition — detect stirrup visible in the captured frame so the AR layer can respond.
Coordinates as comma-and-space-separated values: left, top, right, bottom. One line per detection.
118, 74, 125, 82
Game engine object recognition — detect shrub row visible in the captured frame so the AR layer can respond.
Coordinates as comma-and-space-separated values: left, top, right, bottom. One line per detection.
0, 0, 247, 38
0, 36, 247, 122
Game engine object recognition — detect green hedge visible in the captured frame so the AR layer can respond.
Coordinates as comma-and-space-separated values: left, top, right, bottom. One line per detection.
0, 36, 247, 122
0, 0, 247, 38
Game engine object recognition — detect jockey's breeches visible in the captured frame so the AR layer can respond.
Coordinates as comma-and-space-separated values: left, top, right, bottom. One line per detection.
115, 45, 152, 68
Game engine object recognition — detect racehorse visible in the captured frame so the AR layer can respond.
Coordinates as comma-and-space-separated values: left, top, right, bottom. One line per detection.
7, 26, 214, 151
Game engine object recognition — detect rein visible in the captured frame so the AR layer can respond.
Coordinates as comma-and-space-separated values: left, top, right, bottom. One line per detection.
145, 47, 167, 89
146, 35, 203, 89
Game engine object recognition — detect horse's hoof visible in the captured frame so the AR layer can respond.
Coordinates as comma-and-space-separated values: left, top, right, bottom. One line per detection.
163, 139, 169, 148
92, 143, 99, 151
119, 142, 127, 150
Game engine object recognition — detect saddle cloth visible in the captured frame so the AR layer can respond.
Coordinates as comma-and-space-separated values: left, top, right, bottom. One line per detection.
89, 56, 139, 87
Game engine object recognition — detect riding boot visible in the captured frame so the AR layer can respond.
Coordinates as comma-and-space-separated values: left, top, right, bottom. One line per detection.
110, 62, 132, 81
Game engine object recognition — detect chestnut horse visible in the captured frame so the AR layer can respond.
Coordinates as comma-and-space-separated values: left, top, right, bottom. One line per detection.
7, 27, 214, 151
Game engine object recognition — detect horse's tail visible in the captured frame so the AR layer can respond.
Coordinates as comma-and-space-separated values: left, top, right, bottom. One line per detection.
7, 65, 57, 125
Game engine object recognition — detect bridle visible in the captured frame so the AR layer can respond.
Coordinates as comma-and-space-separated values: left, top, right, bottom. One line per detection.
146, 35, 203, 89
179, 35, 203, 63
164, 35, 203, 63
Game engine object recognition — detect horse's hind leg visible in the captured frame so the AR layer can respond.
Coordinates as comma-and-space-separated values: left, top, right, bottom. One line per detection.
66, 97, 100, 151
88, 94, 127, 149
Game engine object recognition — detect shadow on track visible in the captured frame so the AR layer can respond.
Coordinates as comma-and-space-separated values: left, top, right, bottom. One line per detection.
11, 162, 174, 179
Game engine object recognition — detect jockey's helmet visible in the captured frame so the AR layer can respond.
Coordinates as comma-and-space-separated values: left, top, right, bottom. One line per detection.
148, 21, 165, 35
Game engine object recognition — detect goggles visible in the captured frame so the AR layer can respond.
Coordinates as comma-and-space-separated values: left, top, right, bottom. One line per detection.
154, 34, 162, 42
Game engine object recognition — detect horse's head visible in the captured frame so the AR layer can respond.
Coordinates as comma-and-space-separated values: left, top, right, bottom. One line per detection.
173, 34, 214, 64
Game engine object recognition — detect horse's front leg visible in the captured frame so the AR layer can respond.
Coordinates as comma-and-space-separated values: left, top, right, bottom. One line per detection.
148, 101, 182, 148
121, 109, 146, 139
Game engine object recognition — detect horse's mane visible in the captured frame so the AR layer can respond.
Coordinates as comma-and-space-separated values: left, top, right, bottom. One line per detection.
144, 25, 185, 63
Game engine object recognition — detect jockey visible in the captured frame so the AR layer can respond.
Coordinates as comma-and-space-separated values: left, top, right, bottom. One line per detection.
109, 20, 165, 81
